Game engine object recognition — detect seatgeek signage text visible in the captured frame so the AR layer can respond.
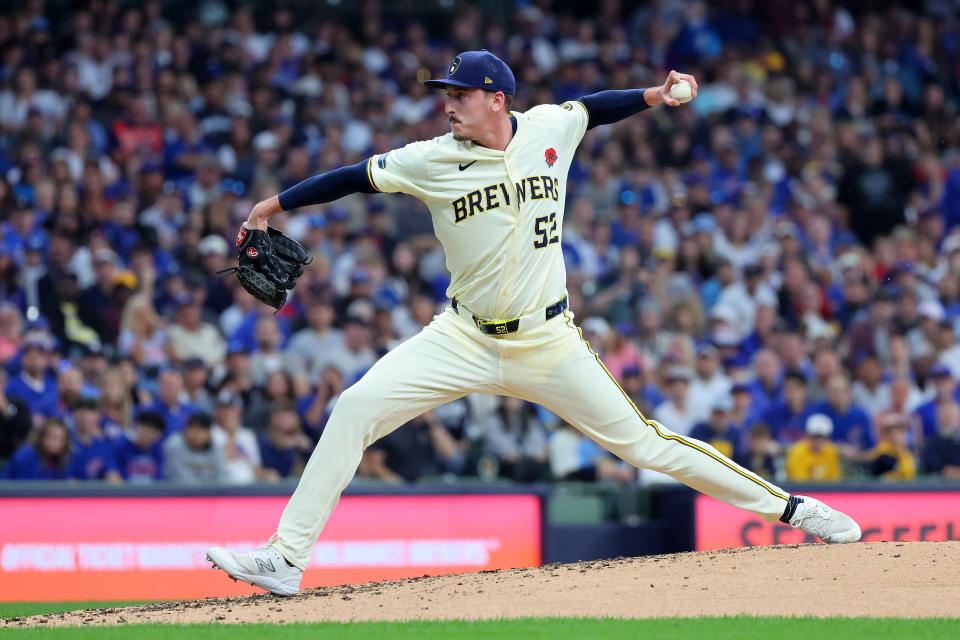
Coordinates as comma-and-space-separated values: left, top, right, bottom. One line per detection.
695, 491, 960, 550
0, 495, 541, 601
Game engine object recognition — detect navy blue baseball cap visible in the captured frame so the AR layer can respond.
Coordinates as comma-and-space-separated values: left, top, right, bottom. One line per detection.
424, 50, 516, 96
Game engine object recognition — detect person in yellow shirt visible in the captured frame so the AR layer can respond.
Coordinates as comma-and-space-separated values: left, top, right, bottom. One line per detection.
786, 414, 843, 481
868, 414, 916, 481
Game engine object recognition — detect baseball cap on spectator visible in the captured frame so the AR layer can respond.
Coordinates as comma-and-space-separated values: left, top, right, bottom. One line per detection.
774, 221, 799, 239
71, 394, 100, 411
423, 50, 516, 96
215, 389, 242, 409
328, 208, 350, 223
344, 299, 374, 325
252, 131, 278, 151
731, 382, 751, 395
186, 412, 213, 429
227, 340, 250, 355
709, 305, 737, 325
691, 213, 716, 234
183, 356, 206, 370
784, 369, 808, 385
743, 263, 764, 279
25, 234, 47, 254
665, 366, 693, 383
135, 410, 166, 434
713, 327, 740, 347
712, 395, 734, 412
199, 235, 229, 257
20, 333, 53, 353
307, 214, 327, 229
622, 365, 641, 378
349, 267, 372, 284
942, 235, 960, 255
581, 317, 610, 339
112, 270, 138, 290
930, 363, 952, 378
918, 300, 945, 322
697, 343, 719, 359
805, 413, 833, 437
93, 248, 119, 266
838, 253, 861, 271
615, 321, 636, 337
173, 293, 196, 309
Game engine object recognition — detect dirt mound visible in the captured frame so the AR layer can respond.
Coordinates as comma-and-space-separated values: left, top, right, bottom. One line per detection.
4, 541, 958, 627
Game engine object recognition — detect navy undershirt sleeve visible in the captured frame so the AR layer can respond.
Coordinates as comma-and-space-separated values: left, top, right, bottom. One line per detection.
277, 160, 377, 211
578, 89, 651, 130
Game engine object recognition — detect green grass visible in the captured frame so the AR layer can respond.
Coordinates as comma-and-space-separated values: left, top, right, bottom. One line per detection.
1, 617, 958, 639
0, 602, 153, 618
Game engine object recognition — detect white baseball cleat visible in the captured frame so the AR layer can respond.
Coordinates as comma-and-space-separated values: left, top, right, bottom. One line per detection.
206, 544, 303, 596
788, 496, 861, 544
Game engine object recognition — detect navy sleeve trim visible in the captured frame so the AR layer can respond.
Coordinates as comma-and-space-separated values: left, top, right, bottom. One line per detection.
578, 89, 650, 130
277, 159, 378, 211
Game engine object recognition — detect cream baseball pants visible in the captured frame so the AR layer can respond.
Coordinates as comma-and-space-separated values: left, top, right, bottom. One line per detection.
272, 307, 790, 569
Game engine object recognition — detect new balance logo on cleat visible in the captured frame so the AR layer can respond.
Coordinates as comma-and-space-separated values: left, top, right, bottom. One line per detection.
255, 558, 275, 572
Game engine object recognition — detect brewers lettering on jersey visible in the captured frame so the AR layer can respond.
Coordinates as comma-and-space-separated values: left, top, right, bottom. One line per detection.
206, 50, 862, 596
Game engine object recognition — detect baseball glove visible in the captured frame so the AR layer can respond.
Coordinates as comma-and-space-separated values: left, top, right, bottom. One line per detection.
221, 224, 312, 310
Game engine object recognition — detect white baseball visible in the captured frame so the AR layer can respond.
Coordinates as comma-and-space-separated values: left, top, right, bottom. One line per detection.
670, 80, 693, 103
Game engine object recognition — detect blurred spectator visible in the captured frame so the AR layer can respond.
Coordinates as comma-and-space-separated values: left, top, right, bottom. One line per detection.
67, 395, 122, 482
762, 369, 811, 445
654, 366, 697, 436
868, 415, 916, 481
5, 334, 57, 422
258, 404, 311, 479
211, 390, 267, 484
112, 410, 166, 482
1, 418, 71, 480
479, 397, 549, 482
922, 401, 960, 478
548, 421, 635, 482
163, 412, 224, 483
249, 315, 285, 387
785, 414, 842, 482
689, 395, 738, 459
166, 295, 226, 366
810, 374, 874, 459
182, 357, 213, 413
0, 368, 32, 462
137, 366, 196, 433
362, 410, 464, 483
851, 355, 890, 418
118, 294, 168, 367
285, 296, 341, 382
736, 424, 781, 480
688, 344, 730, 422
913, 364, 959, 438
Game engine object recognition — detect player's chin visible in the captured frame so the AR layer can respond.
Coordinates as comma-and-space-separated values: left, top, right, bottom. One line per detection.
450, 123, 470, 141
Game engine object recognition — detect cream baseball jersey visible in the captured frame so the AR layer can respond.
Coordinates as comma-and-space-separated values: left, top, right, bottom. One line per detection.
368, 101, 588, 320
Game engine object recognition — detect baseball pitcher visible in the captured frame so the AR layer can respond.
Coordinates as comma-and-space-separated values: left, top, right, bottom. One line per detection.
208, 50, 861, 596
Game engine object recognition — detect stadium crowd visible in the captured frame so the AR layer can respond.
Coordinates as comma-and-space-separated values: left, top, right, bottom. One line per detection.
2, 0, 960, 486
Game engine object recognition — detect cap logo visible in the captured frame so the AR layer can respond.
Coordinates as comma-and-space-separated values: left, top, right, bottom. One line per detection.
484, 76, 493, 84
246, 247, 258, 258
449, 56, 462, 75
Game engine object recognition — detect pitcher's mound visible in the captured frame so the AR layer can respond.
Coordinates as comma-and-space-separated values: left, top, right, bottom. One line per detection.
6, 541, 959, 627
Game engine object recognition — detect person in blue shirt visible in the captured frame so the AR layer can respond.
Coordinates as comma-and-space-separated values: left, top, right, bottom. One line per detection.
258, 404, 312, 479
762, 369, 813, 445
810, 373, 875, 460
67, 395, 122, 482
112, 409, 166, 481
4, 336, 58, 421
913, 364, 960, 437
135, 366, 196, 433
747, 348, 783, 419
1, 417, 71, 480
689, 395, 741, 460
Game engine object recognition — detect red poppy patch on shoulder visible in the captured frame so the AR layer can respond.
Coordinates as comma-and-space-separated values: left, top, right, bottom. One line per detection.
545, 148, 557, 166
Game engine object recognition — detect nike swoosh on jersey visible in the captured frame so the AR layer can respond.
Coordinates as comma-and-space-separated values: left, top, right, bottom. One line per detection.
458, 160, 477, 171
